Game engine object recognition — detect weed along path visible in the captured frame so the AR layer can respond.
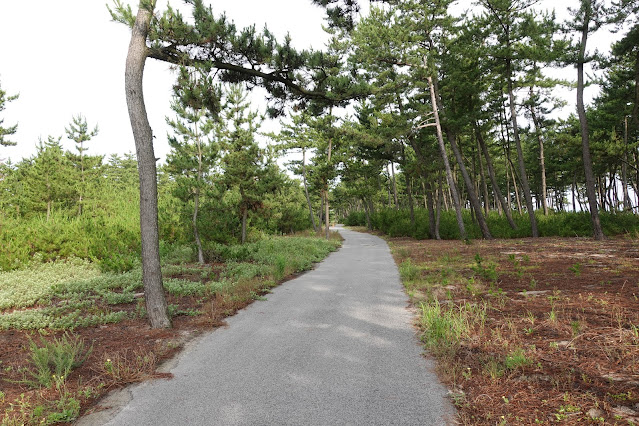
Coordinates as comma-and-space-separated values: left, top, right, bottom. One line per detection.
80, 226, 454, 425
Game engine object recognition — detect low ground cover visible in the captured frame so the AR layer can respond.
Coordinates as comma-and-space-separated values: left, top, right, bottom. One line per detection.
0, 232, 341, 425
384, 230, 639, 424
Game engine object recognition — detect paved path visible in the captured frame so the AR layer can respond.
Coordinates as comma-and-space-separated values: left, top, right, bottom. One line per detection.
80, 226, 454, 425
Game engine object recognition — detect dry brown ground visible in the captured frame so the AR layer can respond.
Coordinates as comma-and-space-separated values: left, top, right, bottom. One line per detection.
385, 233, 639, 424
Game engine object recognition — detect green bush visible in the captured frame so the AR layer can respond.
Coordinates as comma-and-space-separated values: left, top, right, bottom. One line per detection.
362, 208, 639, 239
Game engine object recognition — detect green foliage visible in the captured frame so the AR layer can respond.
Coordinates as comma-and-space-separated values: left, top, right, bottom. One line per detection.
355, 208, 639, 240
504, 348, 532, 371
419, 300, 470, 355
0, 257, 100, 310
471, 254, 498, 284
399, 259, 420, 281
23, 332, 91, 388
0, 79, 19, 147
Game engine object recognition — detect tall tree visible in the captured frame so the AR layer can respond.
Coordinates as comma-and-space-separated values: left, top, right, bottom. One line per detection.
109, 0, 363, 328
65, 114, 99, 215
568, 0, 606, 239
220, 85, 266, 244
0, 80, 19, 151
166, 67, 220, 262
477, 0, 560, 237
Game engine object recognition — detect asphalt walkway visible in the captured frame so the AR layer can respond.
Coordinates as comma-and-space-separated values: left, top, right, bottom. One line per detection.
79, 226, 454, 425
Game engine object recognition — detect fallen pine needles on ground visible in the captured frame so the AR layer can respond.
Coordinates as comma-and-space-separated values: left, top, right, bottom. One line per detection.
388, 234, 639, 425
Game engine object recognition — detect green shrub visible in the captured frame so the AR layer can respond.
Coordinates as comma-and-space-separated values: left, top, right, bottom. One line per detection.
364, 208, 639, 239
23, 332, 91, 388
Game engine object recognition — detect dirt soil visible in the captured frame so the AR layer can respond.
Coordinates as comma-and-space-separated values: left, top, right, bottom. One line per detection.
388, 235, 639, 424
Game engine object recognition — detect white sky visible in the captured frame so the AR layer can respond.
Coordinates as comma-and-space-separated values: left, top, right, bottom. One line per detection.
0, 0, 329, 164
0, 0, 623, 165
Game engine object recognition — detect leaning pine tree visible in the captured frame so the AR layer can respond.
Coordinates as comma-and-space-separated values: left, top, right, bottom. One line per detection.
109, 0, 366, 328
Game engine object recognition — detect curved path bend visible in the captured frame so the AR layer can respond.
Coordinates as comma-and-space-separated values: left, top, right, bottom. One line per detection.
80, 226, 454, 425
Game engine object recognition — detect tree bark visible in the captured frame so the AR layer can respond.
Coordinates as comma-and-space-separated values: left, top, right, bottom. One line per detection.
194, 127, 205, 264
623, 116, 632, 211
409, 136, 437, 237
507, 60, 539, 237
325, 139, 332, 240
391, 161, 399, 209
125, 2, 171, 328
509, 158, 523, 215
528, 91, 549, 215
435, 172, 443, 240
301, 148, 318, 231
428, 76, 466, 239
241, 205, 248, 244
476, 123, 517, 230
476, 136, 490, 217
445, 131, 492, 239
576, 3, 604, 240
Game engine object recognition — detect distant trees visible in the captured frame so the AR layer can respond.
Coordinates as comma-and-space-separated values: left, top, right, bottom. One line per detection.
66, 115, 99, 215
0, 79, 19, 150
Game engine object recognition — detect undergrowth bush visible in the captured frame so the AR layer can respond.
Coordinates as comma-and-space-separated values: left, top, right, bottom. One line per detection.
348, 208, 639, 239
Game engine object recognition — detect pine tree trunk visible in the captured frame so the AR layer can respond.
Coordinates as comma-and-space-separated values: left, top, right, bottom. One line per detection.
386, 163, 392, 207
391, 161, 399, 209
325, 139, 332, 240
424, 180, 437, 238
194, 129, 204, 264
428, 76, 466, 239
408, 137, 436, 236
623, 117, 632, 211
507, 61, 539, 237
509, 159, 523, 215
477, 137, 490, 217
476, 124, 517, 230
193, 188, 204, 264
401, 142, 415, 228
125, 2, 171, 328
446, 131, 492, 239
528, 94, 549, 215
363, 197, 372, 230
241, 206, 248, 244
577, 5, 604, 239
435, 172, 443, 240
302, 149, 318, 231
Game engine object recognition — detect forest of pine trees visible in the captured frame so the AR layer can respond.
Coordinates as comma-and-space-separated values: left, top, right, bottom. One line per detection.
1, 0, 638, 278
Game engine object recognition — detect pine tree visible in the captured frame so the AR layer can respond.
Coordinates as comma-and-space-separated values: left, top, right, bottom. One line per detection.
65, 115, 99, 215
0, 80, 19, 150
109, 0, 366, 327
220, 85, 266, 244
25, 136, 75, 221
166, 67, 220, 262
567, 0, 606, 240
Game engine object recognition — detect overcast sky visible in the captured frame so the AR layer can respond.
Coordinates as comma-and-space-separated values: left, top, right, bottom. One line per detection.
0, 0, 329, 164
0, 1, 621, 165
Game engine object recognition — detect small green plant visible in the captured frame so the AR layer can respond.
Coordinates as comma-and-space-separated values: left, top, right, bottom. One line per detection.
569, 262, 582, 276
22, 332, 92, 389
571, 320, 581, 336
399, 259, 419, 281
483, 358, 504, 379
504, 348, 532, 370
472, 254, 498, 283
